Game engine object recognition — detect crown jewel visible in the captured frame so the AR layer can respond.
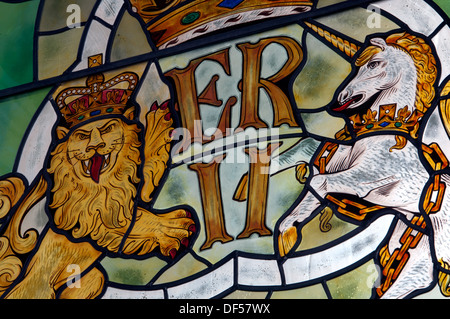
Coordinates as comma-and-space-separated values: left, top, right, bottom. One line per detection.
56, 55, 139, 128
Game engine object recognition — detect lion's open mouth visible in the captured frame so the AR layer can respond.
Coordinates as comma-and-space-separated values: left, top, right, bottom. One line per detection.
82, 153, 111, 183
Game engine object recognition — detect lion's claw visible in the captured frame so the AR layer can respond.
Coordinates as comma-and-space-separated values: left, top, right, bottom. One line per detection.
169, 248, 177, 259
122, 208, 196, 257
181, 238, 189, 248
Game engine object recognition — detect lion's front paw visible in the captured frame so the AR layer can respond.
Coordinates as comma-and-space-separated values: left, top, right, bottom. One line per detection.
153, 209, 196, 259
123, 208, 195, 258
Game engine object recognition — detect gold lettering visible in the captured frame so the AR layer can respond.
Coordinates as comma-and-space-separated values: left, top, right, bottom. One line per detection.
188, 155, 233, 250
168, 36, 304, 249
237, 143, 281, 239
165, 49, 232, 144
237, 37, 303, 129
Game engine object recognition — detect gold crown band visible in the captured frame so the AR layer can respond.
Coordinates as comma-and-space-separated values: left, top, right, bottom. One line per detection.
335, 104, 423, 141
132, 0, 313, 48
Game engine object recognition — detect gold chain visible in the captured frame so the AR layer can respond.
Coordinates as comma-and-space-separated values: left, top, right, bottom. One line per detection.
312, 139, 448, 297
377, 144, 447, 297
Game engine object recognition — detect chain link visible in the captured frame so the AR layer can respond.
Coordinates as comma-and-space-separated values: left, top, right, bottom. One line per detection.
376, 145, 447, 297
312, 141, 448, 297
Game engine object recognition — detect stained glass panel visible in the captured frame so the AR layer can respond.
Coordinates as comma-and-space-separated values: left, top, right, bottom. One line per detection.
0, 0, 450, 305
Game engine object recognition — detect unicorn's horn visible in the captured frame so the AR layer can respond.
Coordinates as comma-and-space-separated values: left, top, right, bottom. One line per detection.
304, 20, 361, 59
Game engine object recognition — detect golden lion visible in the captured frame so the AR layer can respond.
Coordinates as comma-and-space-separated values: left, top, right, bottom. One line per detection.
0, 70, 195, 298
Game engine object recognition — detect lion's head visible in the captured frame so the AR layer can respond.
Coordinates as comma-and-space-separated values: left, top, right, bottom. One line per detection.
47, 111, 142, 251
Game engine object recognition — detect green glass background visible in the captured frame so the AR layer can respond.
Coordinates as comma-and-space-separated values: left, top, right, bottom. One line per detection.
0, 0, 39, 90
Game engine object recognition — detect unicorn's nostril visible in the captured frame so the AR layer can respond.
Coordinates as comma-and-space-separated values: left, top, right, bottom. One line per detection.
338, 88, 355, 104
338, 91, 349, 104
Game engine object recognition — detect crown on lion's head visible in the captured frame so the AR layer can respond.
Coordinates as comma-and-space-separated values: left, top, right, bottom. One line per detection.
55, 55, 139, 129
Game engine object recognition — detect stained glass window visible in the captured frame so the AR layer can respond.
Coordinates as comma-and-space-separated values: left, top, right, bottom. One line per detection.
1, 0, 450, 303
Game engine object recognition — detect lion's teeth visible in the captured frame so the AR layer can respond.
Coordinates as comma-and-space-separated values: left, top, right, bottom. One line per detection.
105, 154, 109, 161
84, 160, 89, 167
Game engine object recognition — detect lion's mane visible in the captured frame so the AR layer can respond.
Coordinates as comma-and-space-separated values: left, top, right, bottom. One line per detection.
47, 120, 141, 252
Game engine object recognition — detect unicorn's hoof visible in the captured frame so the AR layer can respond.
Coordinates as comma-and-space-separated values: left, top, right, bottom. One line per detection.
278, 226, 298, 257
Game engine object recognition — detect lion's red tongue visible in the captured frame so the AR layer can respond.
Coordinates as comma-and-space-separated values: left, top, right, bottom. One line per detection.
90, 154, 103, 183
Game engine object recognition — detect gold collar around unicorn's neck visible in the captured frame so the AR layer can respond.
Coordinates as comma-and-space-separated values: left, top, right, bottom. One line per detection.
335, 104, 424, 141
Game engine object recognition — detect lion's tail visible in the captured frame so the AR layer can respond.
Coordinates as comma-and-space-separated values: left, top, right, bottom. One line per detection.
0, 175, 46, 296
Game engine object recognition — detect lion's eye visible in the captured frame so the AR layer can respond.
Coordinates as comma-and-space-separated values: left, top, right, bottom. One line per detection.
102, 124, 114, 134
77, 133, 89, 140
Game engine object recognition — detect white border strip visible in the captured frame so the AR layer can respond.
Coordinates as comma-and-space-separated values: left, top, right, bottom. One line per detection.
103, 215, 394, 299
283, 214, 394, 284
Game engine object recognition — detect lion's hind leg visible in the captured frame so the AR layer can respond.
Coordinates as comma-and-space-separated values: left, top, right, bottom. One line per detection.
59, 267, 105, 299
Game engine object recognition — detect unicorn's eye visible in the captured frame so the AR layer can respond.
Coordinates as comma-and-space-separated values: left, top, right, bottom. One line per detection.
367, 61, 380, 69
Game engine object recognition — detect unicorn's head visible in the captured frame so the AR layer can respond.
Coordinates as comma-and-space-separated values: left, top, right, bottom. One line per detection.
334, 32, 437, 117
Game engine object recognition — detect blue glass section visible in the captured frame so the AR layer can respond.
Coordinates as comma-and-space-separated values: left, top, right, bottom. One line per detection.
90, 110, 101, 116
218, 0, 244, 9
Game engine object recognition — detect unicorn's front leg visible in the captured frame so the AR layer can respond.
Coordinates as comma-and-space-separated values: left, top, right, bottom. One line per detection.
278, 190, 321, 256
277, 143, 355, 257
277, 168, 370, 257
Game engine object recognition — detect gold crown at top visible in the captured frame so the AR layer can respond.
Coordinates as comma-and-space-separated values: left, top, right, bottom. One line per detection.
56, 55, 139, 128
129, 0, 186, 23
129, 0, 313, 48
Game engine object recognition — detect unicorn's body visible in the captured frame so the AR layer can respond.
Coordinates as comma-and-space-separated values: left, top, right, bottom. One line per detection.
278, 32, 450, 298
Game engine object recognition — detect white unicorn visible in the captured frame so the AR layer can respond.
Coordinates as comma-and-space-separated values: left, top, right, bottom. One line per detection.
277, 28, 450, 299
